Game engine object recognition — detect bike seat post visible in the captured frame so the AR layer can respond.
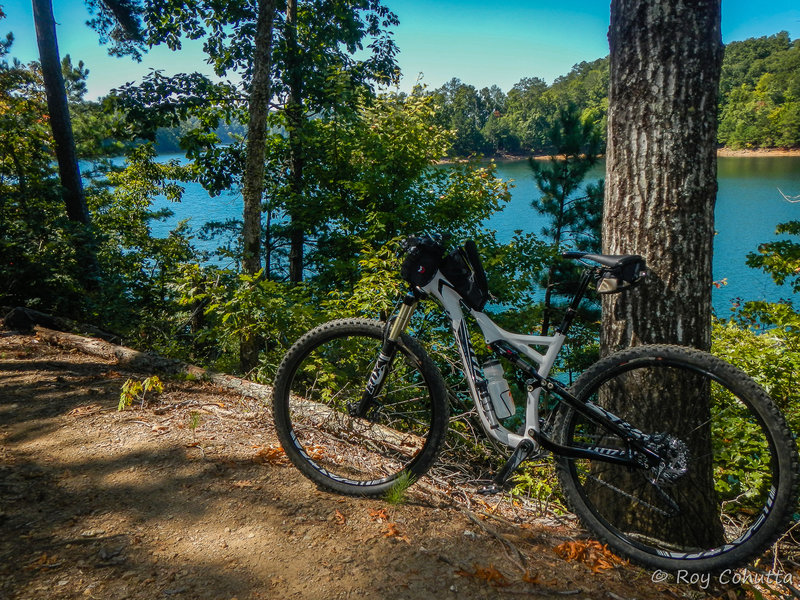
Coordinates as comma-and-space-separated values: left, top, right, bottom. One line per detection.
555, 267, 597, 335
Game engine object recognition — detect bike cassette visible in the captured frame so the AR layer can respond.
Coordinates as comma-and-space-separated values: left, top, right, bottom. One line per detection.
645, 433, 690, 486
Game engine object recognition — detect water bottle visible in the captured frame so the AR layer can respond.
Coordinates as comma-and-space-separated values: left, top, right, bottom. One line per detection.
482, 359, 515, 419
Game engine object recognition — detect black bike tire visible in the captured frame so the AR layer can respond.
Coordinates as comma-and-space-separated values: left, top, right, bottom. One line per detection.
554, 344, 799, 572
272, 318, 449, 497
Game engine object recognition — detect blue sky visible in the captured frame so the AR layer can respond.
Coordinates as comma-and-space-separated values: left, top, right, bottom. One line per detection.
3, 0, 800, 100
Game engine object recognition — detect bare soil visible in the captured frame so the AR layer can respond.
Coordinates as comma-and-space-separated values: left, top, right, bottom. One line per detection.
0, 328, 787, 600
716, 147, 800, 157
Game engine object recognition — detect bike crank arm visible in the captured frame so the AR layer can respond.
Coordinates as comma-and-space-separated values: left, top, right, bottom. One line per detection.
479, 438, 539, 495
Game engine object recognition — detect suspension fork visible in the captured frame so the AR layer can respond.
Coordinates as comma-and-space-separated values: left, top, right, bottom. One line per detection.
350, 292, 418, 418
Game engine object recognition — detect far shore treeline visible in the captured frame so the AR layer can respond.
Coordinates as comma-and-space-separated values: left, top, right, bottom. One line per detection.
155, 31, 800, 157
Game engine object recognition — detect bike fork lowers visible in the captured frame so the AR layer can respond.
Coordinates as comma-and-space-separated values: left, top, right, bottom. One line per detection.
350, 293, 418, 418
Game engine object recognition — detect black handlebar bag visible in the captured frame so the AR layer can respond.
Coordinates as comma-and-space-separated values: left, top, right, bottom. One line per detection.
439, 241, 489, 311
400, 237, 444, 287
400, 237, 490, 311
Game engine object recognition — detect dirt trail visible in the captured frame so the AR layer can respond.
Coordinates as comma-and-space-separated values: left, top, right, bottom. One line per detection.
0, 328, 742, 599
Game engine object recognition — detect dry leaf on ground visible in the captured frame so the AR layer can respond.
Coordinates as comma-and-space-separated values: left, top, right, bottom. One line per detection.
553, 539, 628, 573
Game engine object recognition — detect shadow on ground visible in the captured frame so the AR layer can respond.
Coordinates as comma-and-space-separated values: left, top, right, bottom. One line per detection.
0, 330, 682, 600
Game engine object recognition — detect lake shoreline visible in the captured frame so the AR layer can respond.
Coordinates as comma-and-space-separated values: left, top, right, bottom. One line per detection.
716, 148, 800, 157
440, 147, 800, 164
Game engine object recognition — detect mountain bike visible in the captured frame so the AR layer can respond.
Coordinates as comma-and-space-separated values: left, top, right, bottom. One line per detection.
272, 234, 799, 572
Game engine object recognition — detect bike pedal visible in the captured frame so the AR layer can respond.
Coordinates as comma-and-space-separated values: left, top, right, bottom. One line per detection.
477, 484, 502, 496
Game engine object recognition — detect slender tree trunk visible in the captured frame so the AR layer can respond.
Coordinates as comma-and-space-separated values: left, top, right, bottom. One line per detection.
239, 0, 275, 373
540, 216, 563, 337
264, 209, 273, 280
286, 0, 305, 283
31, 0, 88, 224
242, 0, 275, 276
601, 0, 724, 547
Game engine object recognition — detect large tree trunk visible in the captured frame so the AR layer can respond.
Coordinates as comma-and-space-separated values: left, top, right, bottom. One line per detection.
603, 0, 722, 353
601, 0, 724, 547
239, 0, 276, 372
286, 0, 305, 283
32, 0, 89, 224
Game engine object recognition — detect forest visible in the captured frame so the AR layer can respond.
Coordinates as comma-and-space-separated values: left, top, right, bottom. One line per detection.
2, 1, 799, 400
428, 30, 800, 157
1, 2, 800, 587
144, 30, 800, 158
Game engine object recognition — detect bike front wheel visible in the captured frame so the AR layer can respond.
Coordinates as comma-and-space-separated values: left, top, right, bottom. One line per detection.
272, 319, 449, 496
555, 344, 798, 572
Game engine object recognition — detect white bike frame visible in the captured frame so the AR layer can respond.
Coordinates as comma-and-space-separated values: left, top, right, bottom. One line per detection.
420, 272, 566, 451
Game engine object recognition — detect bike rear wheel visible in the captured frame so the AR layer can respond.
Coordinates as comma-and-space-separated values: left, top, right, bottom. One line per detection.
272, 319, 449, 496
555, 344, 798, 572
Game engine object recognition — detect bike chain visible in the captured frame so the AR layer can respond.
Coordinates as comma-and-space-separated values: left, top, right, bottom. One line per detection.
575, 466, 678, 518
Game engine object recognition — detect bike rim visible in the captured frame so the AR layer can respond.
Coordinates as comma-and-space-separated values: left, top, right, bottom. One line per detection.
285, 330, 437, 487
563, 361, 782, 563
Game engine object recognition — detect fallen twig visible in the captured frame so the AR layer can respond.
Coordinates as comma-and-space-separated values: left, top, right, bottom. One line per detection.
34, 326, 274, 404
462, 508, 527, 571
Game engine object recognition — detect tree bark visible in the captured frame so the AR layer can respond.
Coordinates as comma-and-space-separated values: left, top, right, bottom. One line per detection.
31, 0, 88, 224
241, 0, 275, 277
603, 0, 722, 354
240, 0, 276, 373
602, 0, 724, 548
286, 0, 305, 283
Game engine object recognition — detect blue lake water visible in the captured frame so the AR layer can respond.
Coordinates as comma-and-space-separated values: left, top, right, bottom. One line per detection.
149, 154, 800, 314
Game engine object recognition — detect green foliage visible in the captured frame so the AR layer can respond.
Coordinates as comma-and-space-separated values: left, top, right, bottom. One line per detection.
724, 217, 800, 434
118, 375, 163, 410
383, 471, 416, 506
434, 32, 800, 156
710, 392, 773, 507
0, 48, 67, 309
188, 411, 201, 442
0, 35, 196, 337
428, 58, 609, 157
88, 144, 196, 338
84, 0, 146, 60
746, 220, 800, 292
713, 308, 800, 434
528, 104, 602, 349
323, 237, 406, 320
510, 460, 566, 514
529, 105, 603, 251
177, 267, 318, 379
718, 32, 800, 149
0, 48, 110, 317
710, 215, 800, 511
294, 91, 516, 291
